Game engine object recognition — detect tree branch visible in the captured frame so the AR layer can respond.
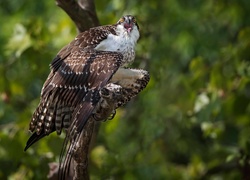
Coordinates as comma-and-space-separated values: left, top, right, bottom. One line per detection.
72, 118, 95, 180
55, 0, 100, 33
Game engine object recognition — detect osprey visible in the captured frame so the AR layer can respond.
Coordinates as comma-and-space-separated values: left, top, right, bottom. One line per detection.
25, 15, 149, 177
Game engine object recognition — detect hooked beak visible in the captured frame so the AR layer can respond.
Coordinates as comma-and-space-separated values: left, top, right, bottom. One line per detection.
124, 23, 133, 33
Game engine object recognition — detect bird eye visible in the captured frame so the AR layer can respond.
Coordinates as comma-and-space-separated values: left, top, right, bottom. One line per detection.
119, 17, 125, 23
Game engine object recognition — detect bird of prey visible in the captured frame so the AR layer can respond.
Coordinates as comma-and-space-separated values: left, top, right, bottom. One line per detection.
24, 15, 149, 178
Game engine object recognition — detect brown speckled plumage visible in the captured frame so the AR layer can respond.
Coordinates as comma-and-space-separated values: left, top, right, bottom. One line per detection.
25, 15, 149, 178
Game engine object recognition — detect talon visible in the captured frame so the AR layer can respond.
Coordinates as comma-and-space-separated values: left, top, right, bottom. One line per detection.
100, 88, 111, 98
107, 110, 116, 120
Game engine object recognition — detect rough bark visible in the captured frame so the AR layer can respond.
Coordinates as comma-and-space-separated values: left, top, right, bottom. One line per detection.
72, 118, 95, 180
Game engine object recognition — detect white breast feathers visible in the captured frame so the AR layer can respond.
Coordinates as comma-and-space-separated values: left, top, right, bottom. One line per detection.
95, 25, 140, 66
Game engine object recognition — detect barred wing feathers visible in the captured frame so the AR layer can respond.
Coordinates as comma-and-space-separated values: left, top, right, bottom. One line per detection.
25, 25, 122, 150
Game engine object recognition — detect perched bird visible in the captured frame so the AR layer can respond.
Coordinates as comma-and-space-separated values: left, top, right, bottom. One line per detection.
25, 15, 149, 178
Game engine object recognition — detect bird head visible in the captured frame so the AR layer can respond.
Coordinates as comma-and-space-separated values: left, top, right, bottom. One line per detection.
116, 15, 139, 34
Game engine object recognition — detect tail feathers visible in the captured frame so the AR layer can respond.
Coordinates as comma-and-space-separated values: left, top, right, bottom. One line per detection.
59, 100, 96, 179
24, 131, 47, 151
26, 102, 73, 151
30, 101, 73, 135
30, 102, 54, 134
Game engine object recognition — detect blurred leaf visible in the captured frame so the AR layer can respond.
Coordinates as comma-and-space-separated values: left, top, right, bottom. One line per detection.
5, 24, 32, 57
194, 92, 210, 113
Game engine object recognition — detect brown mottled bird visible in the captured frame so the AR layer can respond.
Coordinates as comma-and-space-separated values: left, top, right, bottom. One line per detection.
25, 15, 149, 177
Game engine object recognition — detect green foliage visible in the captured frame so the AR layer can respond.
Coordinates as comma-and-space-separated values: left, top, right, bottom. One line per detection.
1, 0, 250, 179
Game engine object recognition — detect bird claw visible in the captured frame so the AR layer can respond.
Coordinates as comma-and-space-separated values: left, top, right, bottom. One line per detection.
100, 88, 110, 97
92, 83, 123, 121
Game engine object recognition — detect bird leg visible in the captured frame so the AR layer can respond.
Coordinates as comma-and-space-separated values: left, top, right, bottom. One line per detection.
93, 83, 123, 121
111, 67, 149, 90
110, 67, 150, 107
92, 68, 150, 121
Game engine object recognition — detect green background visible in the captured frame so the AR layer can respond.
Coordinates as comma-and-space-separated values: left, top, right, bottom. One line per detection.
1, 0, 250, 179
